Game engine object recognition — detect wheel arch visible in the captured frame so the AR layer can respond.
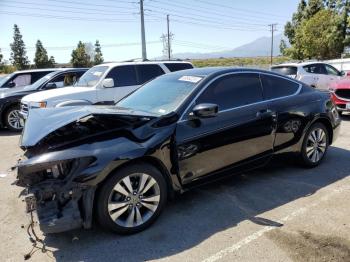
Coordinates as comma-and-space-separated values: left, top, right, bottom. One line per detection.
1, 101, 20, 127
311, 117, 334, 145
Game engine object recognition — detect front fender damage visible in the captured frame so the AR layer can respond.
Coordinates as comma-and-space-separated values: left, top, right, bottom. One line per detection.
17, 157, 96, 233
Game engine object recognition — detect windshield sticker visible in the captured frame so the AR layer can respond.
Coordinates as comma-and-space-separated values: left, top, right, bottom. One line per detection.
93, 71, 103, 76
179, 76, 202, 83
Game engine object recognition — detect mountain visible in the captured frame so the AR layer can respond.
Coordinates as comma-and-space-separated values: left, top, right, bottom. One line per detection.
171, 34, 288, 60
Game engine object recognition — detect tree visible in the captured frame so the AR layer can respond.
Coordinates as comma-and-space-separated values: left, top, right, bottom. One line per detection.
0, 48, 3, 64
10, 24, 29, 69
34, 40, 50, 68
297, 10, 344, 59
279, 39, 288, 56
84, 42, 95, 63
70, 41, 91, 67
94, 40, 104, 65
48, 56, 56, 68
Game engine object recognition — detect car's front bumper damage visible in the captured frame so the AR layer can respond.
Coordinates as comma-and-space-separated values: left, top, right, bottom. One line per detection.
17, 157, 96, 234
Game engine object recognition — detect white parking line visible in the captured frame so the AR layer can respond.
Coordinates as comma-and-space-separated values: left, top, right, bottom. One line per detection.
202, 184, 350, 262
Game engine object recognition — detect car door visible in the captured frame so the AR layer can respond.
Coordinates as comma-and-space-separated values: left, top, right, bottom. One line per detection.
99, 65, 139, 103
303, 64, 327, 89
175, 73, 276, 184
325, 64, 342, 88
260, 73, 303, 152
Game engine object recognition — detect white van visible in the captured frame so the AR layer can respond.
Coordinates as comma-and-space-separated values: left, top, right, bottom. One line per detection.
21, 61, 193, 118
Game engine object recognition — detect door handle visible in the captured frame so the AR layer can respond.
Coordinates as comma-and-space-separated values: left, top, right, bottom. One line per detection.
256, 109, 275, 119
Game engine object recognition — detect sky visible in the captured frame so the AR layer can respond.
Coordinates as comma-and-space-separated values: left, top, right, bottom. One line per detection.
0, 0, 300, 63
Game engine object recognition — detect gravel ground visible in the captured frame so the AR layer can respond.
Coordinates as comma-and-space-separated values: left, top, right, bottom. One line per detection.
0, 117, 349, 262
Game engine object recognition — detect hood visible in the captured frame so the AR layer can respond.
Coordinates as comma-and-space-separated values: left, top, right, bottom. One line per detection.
22, 86, 90, 103
0, 85, 35, 98
330, 79, 350, 90
21, 106, 158, 148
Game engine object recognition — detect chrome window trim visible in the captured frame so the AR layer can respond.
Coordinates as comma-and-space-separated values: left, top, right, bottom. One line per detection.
179, 71, 302, 122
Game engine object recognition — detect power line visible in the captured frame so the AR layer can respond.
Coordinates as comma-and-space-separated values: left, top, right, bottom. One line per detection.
1, 0, 136, 15
1, 4, 137, 17
0, 11, 161, 23
148, 0, 287, 24
46, 0, 137, 11
193, 0, 287, 18
0, 41, 162, 52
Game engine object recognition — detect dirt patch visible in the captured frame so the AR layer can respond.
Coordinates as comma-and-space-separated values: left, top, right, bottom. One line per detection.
267, 229, 350, 262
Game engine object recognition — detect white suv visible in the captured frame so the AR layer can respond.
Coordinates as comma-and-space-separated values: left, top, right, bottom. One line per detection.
21, 61, 193, 117
271, 62, 345, 90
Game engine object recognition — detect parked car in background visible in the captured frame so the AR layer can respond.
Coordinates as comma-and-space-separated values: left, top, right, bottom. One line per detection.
0, 68, 87, 131
271, 62, 345, 89
17, 68, 340, 235
329, 79, 350, 115
0, 69, 56, 89
20, 61, 194, 118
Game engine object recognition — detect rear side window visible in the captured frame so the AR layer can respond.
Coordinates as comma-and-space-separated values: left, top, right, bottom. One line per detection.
106, 65, 138, 87
197, 73, 263, 111
164, 63, 193, 72
12, 74, 31, 87
303, 64, 327, 74
261, 74, 300, 100
271, 66, 297, 76
31, 71, 54, 83
136, 64, 164, 84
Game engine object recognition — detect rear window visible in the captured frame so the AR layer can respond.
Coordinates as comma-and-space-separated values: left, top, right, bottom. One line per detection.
136, 64, 164, 84
164, 63, 193, 72
261, 74, 300, 100
271, 66, 297, 76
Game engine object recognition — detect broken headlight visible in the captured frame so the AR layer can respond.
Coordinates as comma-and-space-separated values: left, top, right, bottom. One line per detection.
45, 160, 74, 179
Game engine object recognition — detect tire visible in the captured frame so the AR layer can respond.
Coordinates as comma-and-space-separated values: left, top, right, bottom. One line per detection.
96, 163, 167, 234
4, 104, 23, 132
300, 122, 329, 167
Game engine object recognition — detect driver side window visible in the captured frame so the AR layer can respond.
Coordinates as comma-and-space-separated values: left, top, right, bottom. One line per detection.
196, 73, 263, 111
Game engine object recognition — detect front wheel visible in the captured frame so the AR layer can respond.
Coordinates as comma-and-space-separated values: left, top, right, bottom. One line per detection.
96, 163, 167, 234
4, 105, 24, 132
300, 123, 329, 167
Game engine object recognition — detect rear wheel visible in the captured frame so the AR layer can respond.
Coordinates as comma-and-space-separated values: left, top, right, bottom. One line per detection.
4, 105, 23, 132
96, 163, 167, 234
300, 123, 329, 167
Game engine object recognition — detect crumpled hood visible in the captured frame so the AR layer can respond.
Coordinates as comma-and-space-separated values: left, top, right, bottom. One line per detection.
21, 105, 156, 148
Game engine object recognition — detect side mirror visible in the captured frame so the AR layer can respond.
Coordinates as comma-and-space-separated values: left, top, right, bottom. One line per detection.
8, 82, 16, 88
340, 71, 346, 76
44, 82, 57, 90
102, 78, 114, 88
191, 103, 218, 118
346, 71, 350, 77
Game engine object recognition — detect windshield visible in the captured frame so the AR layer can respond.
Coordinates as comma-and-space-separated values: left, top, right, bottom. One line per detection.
0, 73, 14, 87
271, 66, 298, 76
75, 66, 108, 87
117, 74, 203, 115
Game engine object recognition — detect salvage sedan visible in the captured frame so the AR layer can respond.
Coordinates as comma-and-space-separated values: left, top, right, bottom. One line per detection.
16, 68, 341, 234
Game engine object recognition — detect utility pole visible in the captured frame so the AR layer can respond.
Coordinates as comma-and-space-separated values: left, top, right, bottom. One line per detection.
167, 14, 171, 60
140, 0, 147, 61
268, 23, 277, 65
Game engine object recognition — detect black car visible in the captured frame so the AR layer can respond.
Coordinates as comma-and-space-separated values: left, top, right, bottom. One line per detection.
0, 68, 87, 131
16, 68, 341, 234
0, 69, 56, 89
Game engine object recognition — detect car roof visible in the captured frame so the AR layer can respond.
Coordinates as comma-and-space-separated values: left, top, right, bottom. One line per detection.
167, 67, 282, 78
98, 61, 193, 67
13, 68, 88, 74
272, 61, 333, 68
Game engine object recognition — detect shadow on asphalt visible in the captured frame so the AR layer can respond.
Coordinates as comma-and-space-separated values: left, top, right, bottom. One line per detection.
0, 128, 21, 137
41, 146, 350, 262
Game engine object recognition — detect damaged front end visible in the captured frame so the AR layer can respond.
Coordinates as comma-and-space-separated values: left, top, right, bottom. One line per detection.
17, 156, 96, 233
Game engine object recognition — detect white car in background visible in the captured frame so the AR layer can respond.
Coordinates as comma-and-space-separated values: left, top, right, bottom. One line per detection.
21, 61, 193, 118
271, 62, 346, 90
